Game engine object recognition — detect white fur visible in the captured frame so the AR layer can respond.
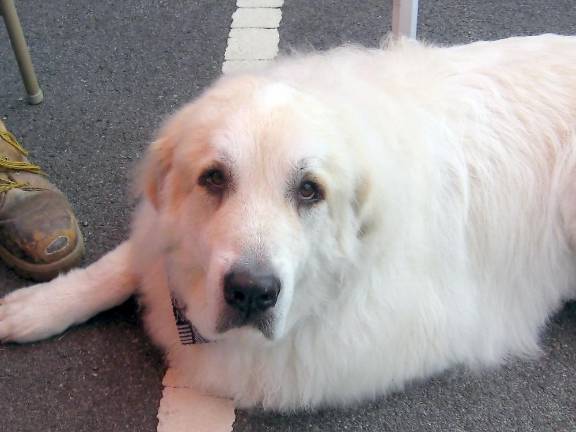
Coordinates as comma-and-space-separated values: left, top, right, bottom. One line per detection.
2, 34, 576, 411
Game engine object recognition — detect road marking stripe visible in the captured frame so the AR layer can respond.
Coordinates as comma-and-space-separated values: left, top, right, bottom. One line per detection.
157, 2, 285, 429
223, 0, 283, 74
225, 28, 279, 60
237, 0, 283, 8
232, 7, 282, 28
158, 368, 235, 432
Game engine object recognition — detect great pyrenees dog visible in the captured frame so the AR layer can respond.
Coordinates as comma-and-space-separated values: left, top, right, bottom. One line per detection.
1, 34, 576, 410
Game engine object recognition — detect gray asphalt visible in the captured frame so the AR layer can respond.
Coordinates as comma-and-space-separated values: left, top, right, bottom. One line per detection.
1, 0, 575, 431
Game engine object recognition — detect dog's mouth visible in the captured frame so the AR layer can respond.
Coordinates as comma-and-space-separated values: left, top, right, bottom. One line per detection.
170, 295, 276, 344
216, 309, 276, 339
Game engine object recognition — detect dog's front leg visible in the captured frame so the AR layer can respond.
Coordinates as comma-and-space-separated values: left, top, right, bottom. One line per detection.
0, 241, 137, 343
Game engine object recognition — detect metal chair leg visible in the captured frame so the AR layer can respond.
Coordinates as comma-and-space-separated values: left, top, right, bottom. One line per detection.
0, 0, 44, 104
392, 0, 419, 39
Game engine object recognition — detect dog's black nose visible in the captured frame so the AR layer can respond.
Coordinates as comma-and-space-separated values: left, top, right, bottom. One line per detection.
224, 270, 281, 314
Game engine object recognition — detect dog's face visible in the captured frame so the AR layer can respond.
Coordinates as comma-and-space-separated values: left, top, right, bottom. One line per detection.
143, 77, 366, 342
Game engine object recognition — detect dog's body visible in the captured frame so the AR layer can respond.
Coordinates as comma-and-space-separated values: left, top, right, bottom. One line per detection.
2, 34, 576, 410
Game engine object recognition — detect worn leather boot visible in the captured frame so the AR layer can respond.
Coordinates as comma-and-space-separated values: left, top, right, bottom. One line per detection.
0, 120, 84, 281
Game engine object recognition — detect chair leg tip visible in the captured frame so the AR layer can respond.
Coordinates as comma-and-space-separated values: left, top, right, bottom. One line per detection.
27, 89, 43, 105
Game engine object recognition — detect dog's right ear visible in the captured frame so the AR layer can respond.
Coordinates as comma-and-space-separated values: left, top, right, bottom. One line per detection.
138, 132, 177, 210
354, 175, 378, 239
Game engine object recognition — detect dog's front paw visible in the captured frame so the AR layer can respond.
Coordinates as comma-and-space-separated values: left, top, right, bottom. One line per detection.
0, 283, 74, 343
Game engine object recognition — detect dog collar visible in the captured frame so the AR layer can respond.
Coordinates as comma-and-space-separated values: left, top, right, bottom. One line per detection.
171, 295, 211, 345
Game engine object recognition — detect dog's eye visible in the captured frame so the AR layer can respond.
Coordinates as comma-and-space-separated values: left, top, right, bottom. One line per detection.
297, 180, 323, 204
199, 168, 227, 193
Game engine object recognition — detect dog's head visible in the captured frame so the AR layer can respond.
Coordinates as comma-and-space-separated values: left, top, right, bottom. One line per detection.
141, 76, 372, 342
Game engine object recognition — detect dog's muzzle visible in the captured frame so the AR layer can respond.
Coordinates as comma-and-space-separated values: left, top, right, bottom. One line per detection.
224, 269, 281, 313
218, 266, 281, 338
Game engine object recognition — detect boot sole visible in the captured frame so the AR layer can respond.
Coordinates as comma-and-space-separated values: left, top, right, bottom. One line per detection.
0, 233, 85, 282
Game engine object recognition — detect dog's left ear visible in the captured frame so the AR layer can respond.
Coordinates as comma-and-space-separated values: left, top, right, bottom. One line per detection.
334, 174, 376, 258
138, 132, 176, 210
353, 175, 376, 239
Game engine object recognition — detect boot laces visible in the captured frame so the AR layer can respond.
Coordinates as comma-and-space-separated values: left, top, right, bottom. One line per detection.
0, 129, 46, 192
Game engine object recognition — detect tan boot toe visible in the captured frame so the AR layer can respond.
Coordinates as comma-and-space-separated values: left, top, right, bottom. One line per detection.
0, 189, 84, 281
0, 120, 85, 281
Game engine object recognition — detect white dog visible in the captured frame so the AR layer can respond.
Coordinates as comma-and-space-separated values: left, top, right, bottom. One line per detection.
1, 34, 576, 411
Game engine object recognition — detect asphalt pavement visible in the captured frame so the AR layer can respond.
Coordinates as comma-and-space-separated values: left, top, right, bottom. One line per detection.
1, 1, 575, 431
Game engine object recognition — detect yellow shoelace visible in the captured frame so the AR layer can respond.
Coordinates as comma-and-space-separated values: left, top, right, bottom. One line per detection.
0, 129, 46, 193
0, 178, 29, 193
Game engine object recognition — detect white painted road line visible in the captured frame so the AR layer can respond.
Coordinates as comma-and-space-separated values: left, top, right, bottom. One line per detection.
157, 368, 235, 432
157, 1, 285, 430
222, 59, 271, 74
232, 7, 282, 28
237, 0, 283, 7
225, 28, 280, 60
223, 0, 283, 74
